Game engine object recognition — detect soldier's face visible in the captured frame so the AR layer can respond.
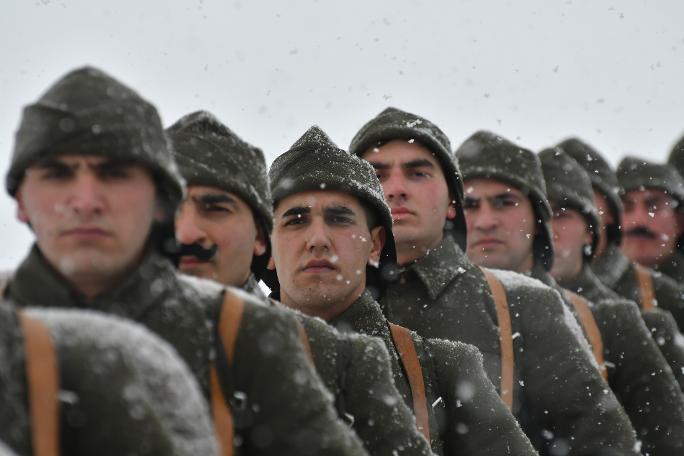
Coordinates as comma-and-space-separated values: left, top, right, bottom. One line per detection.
550, 205, 591, 282
621, 188, 683, 267
16, 155, 160, 297
270, 190, 384, 321
463, 178, 536, 272
362, 140, 455, 265
175, 186, 266, 287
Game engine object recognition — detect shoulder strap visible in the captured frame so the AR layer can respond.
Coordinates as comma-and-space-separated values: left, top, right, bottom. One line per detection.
19, 311, 59, 456
480, 268, 514, 411
634, 264, 655, 311
562, 290, 608, 381
388, 323, 430, 443
211, 291, 246, 456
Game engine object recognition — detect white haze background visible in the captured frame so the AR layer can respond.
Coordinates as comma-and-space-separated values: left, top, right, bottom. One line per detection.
1, 0, 683, 268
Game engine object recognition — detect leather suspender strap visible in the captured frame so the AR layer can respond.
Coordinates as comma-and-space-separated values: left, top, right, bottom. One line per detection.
388, 323, 430, 443
481, 269, 514, 411
212, 291, 246, 456
210, 365, 233, 456
562, 290, 608, 381
19, 312, 59, 456
634, 264, 655, 311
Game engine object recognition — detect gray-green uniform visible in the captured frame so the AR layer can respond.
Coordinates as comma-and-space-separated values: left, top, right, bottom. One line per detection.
4, 66, 366, 456
558, 138, 684, 390
269, 126, 538, 456
351, 108, 639, 456
539, 148, 684, 455
617, 156, 684, 286
0, 301, 217, 456
169, 112, 434, 456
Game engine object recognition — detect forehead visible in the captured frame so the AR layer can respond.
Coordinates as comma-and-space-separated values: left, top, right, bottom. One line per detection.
275, 190, 365, 214
362, 139, 442, 168
623, 187, 672, 201
464, 178, 526, 199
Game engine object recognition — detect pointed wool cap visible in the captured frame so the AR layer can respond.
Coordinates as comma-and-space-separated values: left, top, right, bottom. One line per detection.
6, 66, 183, 207
269, 126, 397, 288
617, 156, 684, 207
348, 107, 467, 250
556, 137, 623, 246
539, 148, 600, 260
167, 110, 273, 233
456, 130, 554, 270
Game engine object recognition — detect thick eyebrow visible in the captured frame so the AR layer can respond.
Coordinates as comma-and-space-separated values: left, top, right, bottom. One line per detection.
192, 193, 237, 206
366, 158, 436, 171
325, 205, 357, 218
402, 159, 435, 170
32, 159, 75, 171
281, 206, 311, 218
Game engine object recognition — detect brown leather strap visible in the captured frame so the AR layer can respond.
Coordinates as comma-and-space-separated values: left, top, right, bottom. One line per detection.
634, 264, 655, 311
562, 290, 608, 381
19, 312, 59, 456
388, 323, 430, 443
481, 269, 514, 411
210, 365, 233, 456
211, 291, 246, 456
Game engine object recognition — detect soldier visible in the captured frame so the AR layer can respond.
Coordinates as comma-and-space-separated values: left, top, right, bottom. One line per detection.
3, 66, 366, 456
0, 301, 217, 456
617, 157, 684, 285
267, 126, 538, 456
351, 107, 639, 456
557, 138, 684, 388
538, 148, 684, 454
168, 111, 434, 456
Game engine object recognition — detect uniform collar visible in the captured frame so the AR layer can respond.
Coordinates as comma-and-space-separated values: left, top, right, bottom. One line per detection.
329, 290, 389, 339
10, 244, 168, 320
592, 243, 631, 287
404, 234, 473, 301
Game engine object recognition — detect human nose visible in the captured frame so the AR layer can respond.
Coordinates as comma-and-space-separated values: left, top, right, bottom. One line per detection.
175, 203, 205, 245
472, 202, 499, 231
66, 173, 105, 217
382, 171, 408, 203
305, 216, 332, 254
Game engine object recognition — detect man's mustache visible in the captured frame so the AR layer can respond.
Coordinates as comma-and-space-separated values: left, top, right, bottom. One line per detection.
625, 226, 657, 240
177, 243, 219, 261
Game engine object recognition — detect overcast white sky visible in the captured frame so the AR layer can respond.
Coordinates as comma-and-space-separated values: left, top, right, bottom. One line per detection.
1, 0, 684, 268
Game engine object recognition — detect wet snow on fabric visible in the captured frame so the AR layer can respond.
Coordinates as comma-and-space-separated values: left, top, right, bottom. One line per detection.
25, 307, 218, 455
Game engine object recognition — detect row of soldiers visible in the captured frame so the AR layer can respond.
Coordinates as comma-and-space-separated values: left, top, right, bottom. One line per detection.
2, 65, 684, 456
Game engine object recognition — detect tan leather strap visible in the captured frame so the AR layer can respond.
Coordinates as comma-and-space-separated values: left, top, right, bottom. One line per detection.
19, 312, 59, 456
211, 291, 247, 456
388, 323, 430, 443
481, 269, 514, 411
210, 365, 233, 456
634, 264, 655, 311
562, 290, 608, 381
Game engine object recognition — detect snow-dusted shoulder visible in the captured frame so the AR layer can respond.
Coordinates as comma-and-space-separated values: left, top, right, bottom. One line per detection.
26, 307, 218, 456
484, 267, 549, 291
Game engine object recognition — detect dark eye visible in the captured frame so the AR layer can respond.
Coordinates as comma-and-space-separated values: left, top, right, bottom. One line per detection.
201, 203, 230, 214
329, 215, 354, 225
463, 198, 479, 210
41, 167, 72, 180
99, 165, 130, 179
283, 215, 306, 226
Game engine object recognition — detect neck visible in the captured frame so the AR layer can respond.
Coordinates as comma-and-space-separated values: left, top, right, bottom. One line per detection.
279, 282, 365, 321
395, 234, 444, 266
